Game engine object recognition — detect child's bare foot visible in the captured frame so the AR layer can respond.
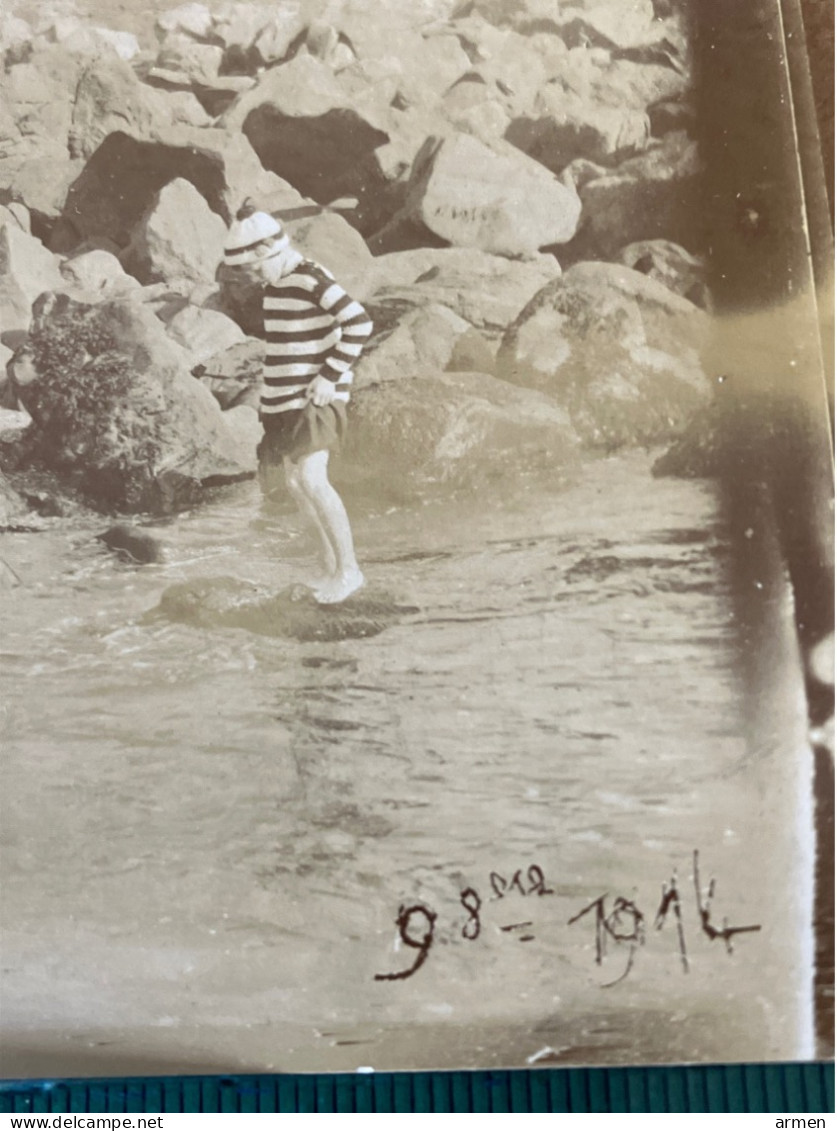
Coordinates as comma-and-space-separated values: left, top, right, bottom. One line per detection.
314, 568, 365, 604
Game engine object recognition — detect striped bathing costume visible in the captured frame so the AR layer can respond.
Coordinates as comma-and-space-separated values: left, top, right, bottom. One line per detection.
257, 259, 373, 464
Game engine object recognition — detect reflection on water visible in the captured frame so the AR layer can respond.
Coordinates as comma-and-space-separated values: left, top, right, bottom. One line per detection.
0, 451, 813, 1075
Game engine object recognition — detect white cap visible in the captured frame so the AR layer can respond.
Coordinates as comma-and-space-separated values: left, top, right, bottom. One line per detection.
223, 200, 289, 267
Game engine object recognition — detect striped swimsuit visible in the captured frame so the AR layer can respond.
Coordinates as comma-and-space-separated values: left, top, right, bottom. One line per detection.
261, 260, 373, 418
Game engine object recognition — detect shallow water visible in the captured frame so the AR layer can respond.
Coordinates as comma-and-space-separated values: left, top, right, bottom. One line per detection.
0, 451, 813, 1075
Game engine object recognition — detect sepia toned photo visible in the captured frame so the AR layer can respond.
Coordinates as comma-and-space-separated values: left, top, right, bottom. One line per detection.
0, 0, 833, 1078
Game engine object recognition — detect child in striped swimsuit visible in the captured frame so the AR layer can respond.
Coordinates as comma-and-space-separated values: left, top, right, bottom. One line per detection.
223, 202, 373, 604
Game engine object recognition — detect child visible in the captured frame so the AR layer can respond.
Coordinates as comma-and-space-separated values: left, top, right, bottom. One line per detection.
223, 201, 373, 604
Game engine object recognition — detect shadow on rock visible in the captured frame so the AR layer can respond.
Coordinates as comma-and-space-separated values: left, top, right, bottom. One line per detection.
149, 576, 419, 641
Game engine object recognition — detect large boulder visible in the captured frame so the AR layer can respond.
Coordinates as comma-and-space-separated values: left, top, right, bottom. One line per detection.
283, 210, 374, 295
192, 338, 263, 410
496, 260, 709, 449
120, 178, 229, 285
358, 247, 562, 330
59, 249, 142, 299
565, 131, 701, 260
162, 304, 247, 365
69, 58, 213, 161
60, 129, 302, 250
338, 369, 580, 499
14, 290, 257, 512
222, 54, 390, 204
0, 224, 65, 334
372, 133, 582, 256
506, 90, 650, 170
356, 303, 472, 388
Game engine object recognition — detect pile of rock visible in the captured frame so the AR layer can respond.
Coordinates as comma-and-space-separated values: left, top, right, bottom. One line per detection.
0, 0, 709, 516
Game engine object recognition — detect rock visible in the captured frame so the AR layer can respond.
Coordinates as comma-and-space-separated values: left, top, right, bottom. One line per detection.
16, 290, 257, 513
506, 90, 650, 170
211, 3, 275, 62
0, 14, 31, 57
357, 247, 562, 330
648, 97, 695, 138
376, 133, 582, 256
153, 37, 225, 84
545, 49, 689, 118
496, 260, 710, 449
357, 303, 471, 388
98, 524, 165, 563
447, 327, 496, 374
0, 468, 30, 531
0, 224, 65, 334
155, 4, 214, 42
283, 210, 373, 295
0, 204, 30, 235
69, 57, 211, 161
2, 149, 85, 227
61, 129, 302, 250
121, 178, 229, 285
153, 576, 416, 640
192, 338, 263, 410
338, 369, 580, 499
60, 250, 141, 298
163, 304, 247, 364
250, 11, 307, 67
145, 70, 257, 117
568, 132, 701, 259
617, 239, 708, 306
223, 54, 390, 204
221, 403, 261, 472
54, 24, 141, 60
529, 1, 660, 50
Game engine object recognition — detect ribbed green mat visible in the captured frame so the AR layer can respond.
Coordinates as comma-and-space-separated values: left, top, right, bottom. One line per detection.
1, 1064, 833, 1113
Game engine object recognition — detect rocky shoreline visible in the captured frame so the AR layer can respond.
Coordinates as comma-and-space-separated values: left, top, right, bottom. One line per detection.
0, 0, 709, 527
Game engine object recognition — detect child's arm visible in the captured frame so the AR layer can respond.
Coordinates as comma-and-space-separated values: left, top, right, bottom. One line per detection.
315, 276, 374, 383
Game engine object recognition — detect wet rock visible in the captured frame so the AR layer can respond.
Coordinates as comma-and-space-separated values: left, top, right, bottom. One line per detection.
98, 524, 165, 563
338, 369, 579, 499
568, 132, 701, 259
223, 54, 390, 205
377, 133, 582, 257
221, 404, 261, 472
358, 247, 562, 330
0, 467, 30, 531
120, 178, 229, 286
16, 290, 257, 513
357, 304, 471, 388
61, 129, 300, 250
60, 250, 141, 299
0, 223, 65, 334
153, 576, 416, 640
617, 239, 708, 307
163, 304, 246, 365
497, 260, 709, 449
192, 338, 263, 410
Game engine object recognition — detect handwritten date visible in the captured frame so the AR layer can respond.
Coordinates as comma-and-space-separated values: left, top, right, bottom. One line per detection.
375, 850, 761, 985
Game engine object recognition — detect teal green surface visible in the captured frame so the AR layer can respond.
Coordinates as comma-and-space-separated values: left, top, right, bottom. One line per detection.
1, 1065, 834, 1113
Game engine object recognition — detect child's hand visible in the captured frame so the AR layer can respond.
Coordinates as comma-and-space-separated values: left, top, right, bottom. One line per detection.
307, 375, 337, 406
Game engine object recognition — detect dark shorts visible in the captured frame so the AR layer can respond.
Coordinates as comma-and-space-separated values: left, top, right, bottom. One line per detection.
257, 401, 348, 466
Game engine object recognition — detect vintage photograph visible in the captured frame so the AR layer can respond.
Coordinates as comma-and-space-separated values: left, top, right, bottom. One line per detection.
0, 0, 833, 1077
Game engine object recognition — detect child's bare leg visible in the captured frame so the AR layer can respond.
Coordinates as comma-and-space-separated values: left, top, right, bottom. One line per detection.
295, 449, 364, 603
283, 456, 338, 584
